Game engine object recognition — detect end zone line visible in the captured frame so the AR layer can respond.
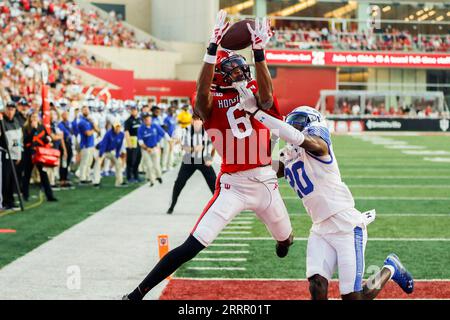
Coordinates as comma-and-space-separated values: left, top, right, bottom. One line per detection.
217, 237, 450, 242
172, 277, 450, 282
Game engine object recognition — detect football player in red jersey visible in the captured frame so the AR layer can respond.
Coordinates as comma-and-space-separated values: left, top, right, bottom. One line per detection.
123, 11, 293, 300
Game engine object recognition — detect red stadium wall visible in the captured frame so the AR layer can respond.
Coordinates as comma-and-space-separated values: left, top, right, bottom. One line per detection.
134, 79, 196, 101
271, 67, 336, 115
78, 67, 135, 99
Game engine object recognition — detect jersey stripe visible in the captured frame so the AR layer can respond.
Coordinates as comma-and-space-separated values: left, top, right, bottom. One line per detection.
191, 172, 224, 233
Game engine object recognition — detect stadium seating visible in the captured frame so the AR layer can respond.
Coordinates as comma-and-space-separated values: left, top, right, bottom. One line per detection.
268, 26, 450, 53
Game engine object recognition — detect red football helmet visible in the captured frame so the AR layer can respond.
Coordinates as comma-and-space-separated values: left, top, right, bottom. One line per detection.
213, 49, 252, 89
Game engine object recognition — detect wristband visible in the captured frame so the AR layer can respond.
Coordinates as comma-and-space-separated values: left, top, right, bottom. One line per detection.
207, 43, 218, 56
253, 49, 265, 62
203, 53, 217, 64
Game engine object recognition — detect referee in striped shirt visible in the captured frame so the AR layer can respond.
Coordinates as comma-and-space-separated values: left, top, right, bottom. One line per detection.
167, 113, 216, 214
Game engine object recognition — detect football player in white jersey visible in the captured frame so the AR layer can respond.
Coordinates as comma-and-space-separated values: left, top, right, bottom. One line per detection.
235, 85, 414, 300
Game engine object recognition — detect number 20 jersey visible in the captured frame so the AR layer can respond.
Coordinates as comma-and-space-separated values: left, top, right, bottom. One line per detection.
281, 126, 355, 224
202, 84, 283, 174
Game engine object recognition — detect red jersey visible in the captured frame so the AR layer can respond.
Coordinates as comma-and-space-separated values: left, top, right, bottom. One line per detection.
201, 82, 282, 174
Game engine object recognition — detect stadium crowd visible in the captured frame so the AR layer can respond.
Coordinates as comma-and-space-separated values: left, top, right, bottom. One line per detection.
268, 24, 450, 53
0, 0, 159, 111
331, 100, 441, 117
0, 96, 193, 212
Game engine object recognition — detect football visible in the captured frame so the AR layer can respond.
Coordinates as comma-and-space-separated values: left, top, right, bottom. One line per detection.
221, 19, 255, 50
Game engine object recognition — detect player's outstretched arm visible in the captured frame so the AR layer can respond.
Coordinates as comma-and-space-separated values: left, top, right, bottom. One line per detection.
247, 18, 274, 110
242, 104, 328, 156
195, 10, 230, 121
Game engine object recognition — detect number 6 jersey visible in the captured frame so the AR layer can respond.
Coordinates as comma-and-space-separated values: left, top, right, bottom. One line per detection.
281, 126, 355, 224
201, 81, 283, 174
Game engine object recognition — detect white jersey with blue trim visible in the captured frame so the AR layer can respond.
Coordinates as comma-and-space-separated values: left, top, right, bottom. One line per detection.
281, 126, 355, 224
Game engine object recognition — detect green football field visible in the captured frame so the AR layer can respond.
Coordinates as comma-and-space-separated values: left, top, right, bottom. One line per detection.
0, 177, 142, 268
175, 134, 450, 280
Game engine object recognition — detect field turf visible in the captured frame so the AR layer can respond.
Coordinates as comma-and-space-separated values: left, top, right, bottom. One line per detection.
174, 134, 450, 283
0, 177, 142, 268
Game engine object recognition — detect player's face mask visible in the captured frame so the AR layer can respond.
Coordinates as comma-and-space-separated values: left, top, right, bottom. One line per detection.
286, 113, 309, 132
220, 56, 251, 84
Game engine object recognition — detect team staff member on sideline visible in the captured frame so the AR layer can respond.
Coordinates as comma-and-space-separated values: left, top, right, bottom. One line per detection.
22, 112, 57, 202
138, 113, 170, 187
161, 105, 178, 173
0, 101, 23, 210
124, 105, 142, 183
177, 104, 192, 129
93, 122, 126, 187
167, 114, 216, 214
58, 109, 74, 188
78, 105, 100, 184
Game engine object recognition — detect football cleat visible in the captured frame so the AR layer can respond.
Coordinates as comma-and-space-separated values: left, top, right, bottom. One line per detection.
121, 294, 130, 300
275, 233, 294, 258
384, 253, 414, 294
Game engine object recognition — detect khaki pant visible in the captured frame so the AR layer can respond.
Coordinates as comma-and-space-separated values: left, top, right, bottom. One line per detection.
141, 147, 162, 184
161, 139, 174, 171
79, 147, 95, 181
93, 151, 123, 186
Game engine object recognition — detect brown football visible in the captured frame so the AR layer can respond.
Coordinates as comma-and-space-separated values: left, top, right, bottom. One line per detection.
221, 19, 255, 50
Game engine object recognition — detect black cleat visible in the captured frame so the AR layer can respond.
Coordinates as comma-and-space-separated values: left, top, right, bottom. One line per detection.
167, 207, 174, 214
157, 177, 163, 184
276, 233, 294, 258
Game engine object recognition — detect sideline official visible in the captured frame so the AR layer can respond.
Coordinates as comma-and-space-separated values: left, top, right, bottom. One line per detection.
167, 114, 216, 214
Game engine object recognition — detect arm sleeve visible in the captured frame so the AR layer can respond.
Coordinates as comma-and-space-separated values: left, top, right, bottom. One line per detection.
253, 110, 305, 146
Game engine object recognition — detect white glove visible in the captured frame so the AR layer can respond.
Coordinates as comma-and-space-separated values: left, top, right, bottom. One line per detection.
209, 10, 230, 45
232, 81, 258, 114
247, 17, 274, 50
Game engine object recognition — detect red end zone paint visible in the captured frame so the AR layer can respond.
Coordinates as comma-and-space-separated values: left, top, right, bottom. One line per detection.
0, 229, 16, 234
160, 279, 450, 300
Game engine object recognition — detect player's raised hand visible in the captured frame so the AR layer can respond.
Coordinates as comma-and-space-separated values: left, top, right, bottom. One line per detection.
247, 17, 273, 50
209, 10, 230, 45
232, 81, 258, 114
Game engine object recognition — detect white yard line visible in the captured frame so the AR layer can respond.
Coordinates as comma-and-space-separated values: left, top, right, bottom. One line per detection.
187, 267, 246, 271
201, 250, 250, 254
424, 157, 450, 163
193, 258, 247, 262
237, 212, 450, 217
228, 221, 253, 225
217, 237, 450, 242
284, 196, 450, 200
221, 231, 252, 234
225, 226, 252, 230
280, 184, 450, 188
209, 243, 250, 247
341, 176, 450, 179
